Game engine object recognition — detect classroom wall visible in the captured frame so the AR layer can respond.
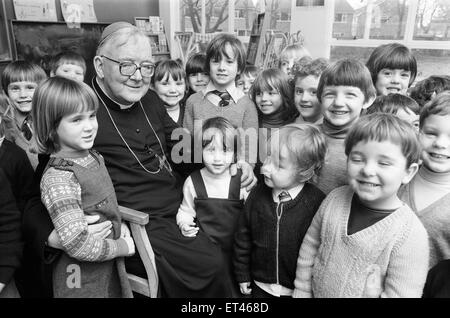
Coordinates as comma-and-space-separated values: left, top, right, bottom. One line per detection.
3, 0, 159, 24
0, 0, 159, 74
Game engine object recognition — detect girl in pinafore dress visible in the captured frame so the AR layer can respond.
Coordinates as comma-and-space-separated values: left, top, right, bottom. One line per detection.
176, 117, 249, 297
32, 77, 135, 298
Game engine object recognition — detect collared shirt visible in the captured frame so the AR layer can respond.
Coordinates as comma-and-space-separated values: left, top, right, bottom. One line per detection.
255, 183, 305, 297
202, 82, 244, 107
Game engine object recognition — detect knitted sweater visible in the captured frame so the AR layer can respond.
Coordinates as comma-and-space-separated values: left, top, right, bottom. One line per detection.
233, 182, 325, 290
183, 91, 259, 164
293, 186, 429, 298
5, 119, 39, 170
399, 177, 450, 269
40, 154, 129, 261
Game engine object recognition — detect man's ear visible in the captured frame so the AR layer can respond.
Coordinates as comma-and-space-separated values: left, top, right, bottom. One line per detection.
93, 55, 104, 79
401, 162, 419, 185
362, 94, 376, 110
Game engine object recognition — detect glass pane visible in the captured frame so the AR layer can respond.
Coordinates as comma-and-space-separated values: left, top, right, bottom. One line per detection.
369, 0, 408, 40
234, 0, 263, 47
414, 0, 450, 41
205, 0, 229, 33
332, 0, 367, 40
330, 46, 450, 85
179, 0, 229, 33
412, 49, 450, 82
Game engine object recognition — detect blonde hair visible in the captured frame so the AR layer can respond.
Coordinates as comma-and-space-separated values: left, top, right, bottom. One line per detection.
272, 123, 327, 182
278, 44, 310, 67
32, 77, 99, 154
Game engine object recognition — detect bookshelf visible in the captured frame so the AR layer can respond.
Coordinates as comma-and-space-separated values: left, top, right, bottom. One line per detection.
135, 17, 170, 62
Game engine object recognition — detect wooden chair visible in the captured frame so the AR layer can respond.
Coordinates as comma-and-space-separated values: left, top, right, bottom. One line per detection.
118, 205, 158, 298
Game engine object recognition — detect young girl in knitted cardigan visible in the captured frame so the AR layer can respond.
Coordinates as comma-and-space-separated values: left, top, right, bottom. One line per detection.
294, 114, 429, 298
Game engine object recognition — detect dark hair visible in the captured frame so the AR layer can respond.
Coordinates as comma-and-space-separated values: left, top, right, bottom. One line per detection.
205, 33, 247, 75
410, 75, 450, 108
1, 61, 47, 95
293, 57, 329, 82
235, 65, 260, 82
151, 59, 186, 85
201, 117, 237, 162
250, 68, 299, 122
345, 113, 420, 167
366, 43, 417, 87
186, 53, 207, 76
419, 91, 450, 129
317, 58, 376, 103
49, 51, 87, 74
366, 94, 420, 116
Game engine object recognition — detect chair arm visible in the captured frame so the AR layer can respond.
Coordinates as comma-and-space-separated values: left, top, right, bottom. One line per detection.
118, 205, 149, 225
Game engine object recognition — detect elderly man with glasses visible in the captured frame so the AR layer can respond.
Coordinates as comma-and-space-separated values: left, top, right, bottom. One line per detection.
21, 22, 256, 298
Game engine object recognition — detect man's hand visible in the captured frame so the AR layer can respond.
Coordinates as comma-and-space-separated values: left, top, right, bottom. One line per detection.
46, 214, 112, 249
230, 161, 257, 192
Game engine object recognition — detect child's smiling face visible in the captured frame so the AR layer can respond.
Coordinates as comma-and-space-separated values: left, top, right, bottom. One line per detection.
321, 85, 373, 127
419, 114, 450, 173
375, 68, 411, 96
209, 43, 239, 90
7, 81, 38, 115
295, 75, 321, 123
347, 139, 418, 210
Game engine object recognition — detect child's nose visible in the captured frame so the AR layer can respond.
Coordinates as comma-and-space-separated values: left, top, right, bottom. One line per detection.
391, 72, 401, 83
433, 134, 450, 149
361, 162, 376, 176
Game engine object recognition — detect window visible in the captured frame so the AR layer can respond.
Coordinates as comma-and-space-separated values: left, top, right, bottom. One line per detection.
335, 13, 348, 23
331, 0, 450, 85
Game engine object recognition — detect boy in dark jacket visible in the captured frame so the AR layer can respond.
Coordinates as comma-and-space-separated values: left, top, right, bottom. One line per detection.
233, 124, 326, 297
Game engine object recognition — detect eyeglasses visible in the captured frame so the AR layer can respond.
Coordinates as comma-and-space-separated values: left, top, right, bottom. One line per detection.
101, 55, 155, 77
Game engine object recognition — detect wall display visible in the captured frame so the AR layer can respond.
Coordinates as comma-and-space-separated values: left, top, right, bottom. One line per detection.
61, 0, 97, 23
11, 20, 108, 81
13, 0, 57, 21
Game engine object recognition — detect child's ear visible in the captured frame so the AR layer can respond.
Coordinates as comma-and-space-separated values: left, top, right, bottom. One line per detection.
361, 95, 376, 110
50, 70, 56, 77
401, 162, 419, 185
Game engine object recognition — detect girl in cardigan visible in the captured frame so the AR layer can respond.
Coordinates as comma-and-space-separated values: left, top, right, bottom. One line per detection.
233, 124, 326, 297
294, 114, 429, 298
151, 59, 187, 126
32, 77, 135, 298
1, 61, 47, 169
399, 91, 450, 269
176, 117, 249, 296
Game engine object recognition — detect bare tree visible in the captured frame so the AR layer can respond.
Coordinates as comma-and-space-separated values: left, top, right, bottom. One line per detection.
182, 0, 229, 33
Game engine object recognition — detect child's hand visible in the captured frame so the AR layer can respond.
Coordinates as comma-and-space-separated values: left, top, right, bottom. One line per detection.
47, 229, 63, 249
179, 222, 199, 237
363, 264, 382, 298
0, 282, 5, 294
239, 282, 252, 295
231, 161, 257, 192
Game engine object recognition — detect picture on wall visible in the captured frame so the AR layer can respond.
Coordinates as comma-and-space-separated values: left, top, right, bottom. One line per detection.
11, 20, 108, 81
296, 0, 324, 6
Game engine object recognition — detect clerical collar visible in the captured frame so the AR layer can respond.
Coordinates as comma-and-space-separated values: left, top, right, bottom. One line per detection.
93, 77, 136, 111
419, 165, 450, 185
